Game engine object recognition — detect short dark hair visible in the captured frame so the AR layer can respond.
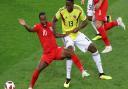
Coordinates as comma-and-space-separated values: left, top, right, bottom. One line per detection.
66, 0, 74, 3
39, 12, 45, 18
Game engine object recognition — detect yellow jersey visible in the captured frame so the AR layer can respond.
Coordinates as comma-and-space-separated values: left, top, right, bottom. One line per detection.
55, 4, 86, 40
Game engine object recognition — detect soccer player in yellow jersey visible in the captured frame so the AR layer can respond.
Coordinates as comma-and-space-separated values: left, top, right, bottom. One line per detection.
53, 0, 112, 88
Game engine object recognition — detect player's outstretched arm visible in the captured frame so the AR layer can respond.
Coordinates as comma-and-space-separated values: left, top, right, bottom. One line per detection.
18, 19, 35, 32
52, 16, 68, 38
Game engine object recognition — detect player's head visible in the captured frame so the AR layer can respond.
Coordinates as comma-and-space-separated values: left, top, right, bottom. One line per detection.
39, 12, 47, 26
66, 0, 74, 12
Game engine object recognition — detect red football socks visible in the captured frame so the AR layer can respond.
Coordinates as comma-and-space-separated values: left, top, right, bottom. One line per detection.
30, 69, 39, 88
71, 54, 84, 73
104, 21, 118, 31
97, 26, 110, 46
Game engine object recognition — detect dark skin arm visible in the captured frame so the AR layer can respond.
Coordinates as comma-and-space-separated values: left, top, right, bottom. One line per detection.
52, 16, 68, 38
18, 19, 35, 32
68, 19, 89, 34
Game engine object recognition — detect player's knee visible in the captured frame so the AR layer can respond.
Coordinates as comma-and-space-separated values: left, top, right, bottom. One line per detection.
67, 46, 74, 51
67, 46, 74, 53
88, 43, 97, 53
37, 61, 48, 72
64, 48, 74, 57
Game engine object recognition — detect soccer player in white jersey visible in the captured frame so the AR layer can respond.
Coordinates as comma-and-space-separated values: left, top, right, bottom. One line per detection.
81, 0, 102, 40
53, 0, 112, 88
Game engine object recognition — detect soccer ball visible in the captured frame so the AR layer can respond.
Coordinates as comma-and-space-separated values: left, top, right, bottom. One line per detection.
4, 81, 15, 89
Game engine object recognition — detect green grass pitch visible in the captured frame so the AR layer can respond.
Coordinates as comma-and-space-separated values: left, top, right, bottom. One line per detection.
0, 0, 128, 89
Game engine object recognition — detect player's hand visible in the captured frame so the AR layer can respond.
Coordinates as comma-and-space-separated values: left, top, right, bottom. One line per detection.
18, 19, 26, 26
81, 0, 85, 5
72, 28, 79, 33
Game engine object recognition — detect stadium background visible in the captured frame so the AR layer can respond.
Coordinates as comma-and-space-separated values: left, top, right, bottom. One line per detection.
0, 0, 128, 89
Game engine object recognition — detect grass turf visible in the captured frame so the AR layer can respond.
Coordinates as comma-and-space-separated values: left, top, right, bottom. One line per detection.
0, 0, 128, 89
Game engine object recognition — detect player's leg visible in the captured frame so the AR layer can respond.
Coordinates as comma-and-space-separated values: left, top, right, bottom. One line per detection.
104, 21, 118, 31
28, 57, 49, 89
95, 20, 112, 53
104, 17, 125, 30
96, 17, 125, 53
91, 17, 100, 34
75, 33, 112, 80
61, 48, 88, 75
91, 15, 113, 41
75, 33, 103, 74
62, 36, 74, 88
91, 17, 102, 41
59, 47, 89, 88
86, 0, 102, 40
87, 43, 112, 79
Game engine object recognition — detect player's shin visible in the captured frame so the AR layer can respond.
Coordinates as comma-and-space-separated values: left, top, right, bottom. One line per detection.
92, 51, 104, 74
91, 21, 99, 34
66, 59, 73, 79
97, 26, 111, 46
71, 54, 84, 73
29, 69, 39, 88
71, 54, 90, 77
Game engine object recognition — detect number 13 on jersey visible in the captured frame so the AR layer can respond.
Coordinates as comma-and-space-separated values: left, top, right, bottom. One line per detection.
68, 21, 73, 27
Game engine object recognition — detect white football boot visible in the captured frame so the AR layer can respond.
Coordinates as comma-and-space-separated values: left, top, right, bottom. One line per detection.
82, 70, 90, 78
117, 17, 126, 30
101, 46, 112, 53
28, 87, 33, 89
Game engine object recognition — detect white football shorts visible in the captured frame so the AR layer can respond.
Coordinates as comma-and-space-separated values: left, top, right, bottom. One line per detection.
63, 32, 92, 52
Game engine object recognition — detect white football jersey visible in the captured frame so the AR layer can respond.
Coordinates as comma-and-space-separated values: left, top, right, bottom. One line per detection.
87, 0, 94, 16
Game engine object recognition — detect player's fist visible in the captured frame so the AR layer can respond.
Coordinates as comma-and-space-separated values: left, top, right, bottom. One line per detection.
72, 28, 79, 33
81, 0, 85, 5
18, 19, 26, 26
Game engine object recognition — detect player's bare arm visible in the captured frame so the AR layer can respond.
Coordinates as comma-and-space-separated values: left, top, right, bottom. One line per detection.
18, 19, 35, 32
94, 0, 104, 10
52, 16, 68, 38
72, 19, 89, 33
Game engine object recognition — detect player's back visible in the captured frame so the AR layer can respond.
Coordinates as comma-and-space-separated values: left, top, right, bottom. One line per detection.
34, 22, 58, 54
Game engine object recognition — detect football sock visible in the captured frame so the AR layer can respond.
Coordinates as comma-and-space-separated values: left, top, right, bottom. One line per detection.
66, 59, 73, 79
71, 54, 84, 73
97, 26, 110, 46
92, 51, 104, 74
104, 21, 118, 31
99, 73, 105, 77
30, 69, 39, 88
